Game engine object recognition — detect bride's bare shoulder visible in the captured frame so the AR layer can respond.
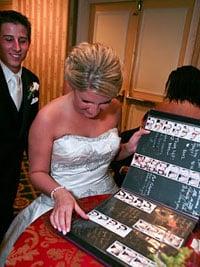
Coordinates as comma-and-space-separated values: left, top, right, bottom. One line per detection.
34, 94, 72, 125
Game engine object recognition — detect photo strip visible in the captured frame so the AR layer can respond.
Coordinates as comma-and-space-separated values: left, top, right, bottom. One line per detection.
107, 240, 156, 267
133, 219, 184, 249
88, 209, 132, 238
131, 153, 200, 188
145, 116, 200, 142
115, 190, 156, 214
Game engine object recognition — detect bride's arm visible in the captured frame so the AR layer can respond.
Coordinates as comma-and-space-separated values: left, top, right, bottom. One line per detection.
28, 105, 88, 234
115, 128, 149, 161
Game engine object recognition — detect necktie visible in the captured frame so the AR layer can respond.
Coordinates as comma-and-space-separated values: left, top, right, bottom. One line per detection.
10, 74, 22, 110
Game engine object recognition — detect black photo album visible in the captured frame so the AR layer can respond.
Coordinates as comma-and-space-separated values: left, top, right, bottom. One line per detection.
62, 110, 200, 266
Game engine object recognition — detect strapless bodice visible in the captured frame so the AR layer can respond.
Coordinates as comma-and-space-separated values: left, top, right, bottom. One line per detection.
50, 128, 121, 198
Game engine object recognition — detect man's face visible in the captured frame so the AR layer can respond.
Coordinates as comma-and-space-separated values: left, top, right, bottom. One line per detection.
0, 22, 30, 73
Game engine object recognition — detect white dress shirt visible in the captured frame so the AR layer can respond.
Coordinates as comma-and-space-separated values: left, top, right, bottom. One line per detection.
0, 60, 22, 110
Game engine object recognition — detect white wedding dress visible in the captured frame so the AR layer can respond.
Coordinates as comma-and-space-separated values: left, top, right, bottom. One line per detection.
0, 128, 120, 265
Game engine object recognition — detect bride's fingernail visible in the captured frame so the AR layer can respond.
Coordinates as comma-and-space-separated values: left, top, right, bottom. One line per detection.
62, 230, 66, 235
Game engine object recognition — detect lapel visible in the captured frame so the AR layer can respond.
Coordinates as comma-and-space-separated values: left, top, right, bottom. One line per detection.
20, 68, 30, 110
0, 65, 19, 120
18, 68, 31, 136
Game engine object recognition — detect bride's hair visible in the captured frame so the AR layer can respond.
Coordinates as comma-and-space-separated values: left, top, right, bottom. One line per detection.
64, 42, 123, 98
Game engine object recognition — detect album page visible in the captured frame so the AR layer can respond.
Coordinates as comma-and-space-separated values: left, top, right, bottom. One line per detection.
123, 110, 200, 218
66, 189, 195, 266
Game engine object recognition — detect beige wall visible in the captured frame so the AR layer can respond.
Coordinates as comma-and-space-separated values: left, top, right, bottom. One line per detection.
77, 0, 200, 131
0, 0, 69, 108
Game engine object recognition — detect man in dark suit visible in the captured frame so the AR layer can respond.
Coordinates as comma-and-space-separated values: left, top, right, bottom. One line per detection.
0, 10, 39, 242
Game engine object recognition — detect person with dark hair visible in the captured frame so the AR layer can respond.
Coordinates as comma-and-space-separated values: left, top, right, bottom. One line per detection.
156, 65, 200, 118
0, 10, 31, 42
0, 42, 147, 263
0, 10, 39, 243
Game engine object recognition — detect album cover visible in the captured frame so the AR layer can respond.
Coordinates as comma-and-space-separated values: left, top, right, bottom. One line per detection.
63, 110, 200, 266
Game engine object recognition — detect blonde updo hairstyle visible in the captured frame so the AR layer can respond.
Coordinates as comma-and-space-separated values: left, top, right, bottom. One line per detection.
64, 42, 123, 98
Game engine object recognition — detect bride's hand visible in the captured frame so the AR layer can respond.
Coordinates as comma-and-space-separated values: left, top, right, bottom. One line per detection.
126, 127, 150, 155
50, 188, 89, 234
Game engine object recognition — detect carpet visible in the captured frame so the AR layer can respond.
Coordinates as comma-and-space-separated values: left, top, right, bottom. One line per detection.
13, 156, 40, 215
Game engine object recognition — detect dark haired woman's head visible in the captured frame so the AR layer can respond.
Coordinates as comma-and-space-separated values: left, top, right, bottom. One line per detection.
165, 65, 200, 107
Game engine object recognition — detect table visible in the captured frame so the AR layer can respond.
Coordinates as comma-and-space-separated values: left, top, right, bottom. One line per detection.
5, 194, 200, 266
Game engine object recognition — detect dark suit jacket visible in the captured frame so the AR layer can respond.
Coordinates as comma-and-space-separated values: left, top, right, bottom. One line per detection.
0, 65, 39, 198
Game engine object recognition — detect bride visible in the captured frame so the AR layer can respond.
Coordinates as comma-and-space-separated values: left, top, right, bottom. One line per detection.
0, 42, 148, 264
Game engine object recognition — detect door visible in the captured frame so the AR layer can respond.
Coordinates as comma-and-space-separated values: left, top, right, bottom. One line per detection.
78, 0, 200, 130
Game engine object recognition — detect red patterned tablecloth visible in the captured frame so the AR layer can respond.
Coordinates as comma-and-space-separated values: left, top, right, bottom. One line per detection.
5, 194, 200, 266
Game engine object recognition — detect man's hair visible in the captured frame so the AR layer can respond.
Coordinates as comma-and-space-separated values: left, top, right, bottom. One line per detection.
0, 10, 31, 42
165, 65, 200, 107
65, 42, 123, 98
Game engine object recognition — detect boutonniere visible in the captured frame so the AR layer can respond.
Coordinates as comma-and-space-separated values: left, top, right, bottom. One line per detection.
28, 82, 39, 105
